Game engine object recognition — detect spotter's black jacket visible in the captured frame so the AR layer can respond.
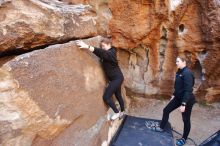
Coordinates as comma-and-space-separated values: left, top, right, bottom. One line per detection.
173, 67, 195, 104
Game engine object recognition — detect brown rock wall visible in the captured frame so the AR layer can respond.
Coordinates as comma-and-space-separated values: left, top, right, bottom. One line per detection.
110, 0, 220, 102
0, 36, 125, 146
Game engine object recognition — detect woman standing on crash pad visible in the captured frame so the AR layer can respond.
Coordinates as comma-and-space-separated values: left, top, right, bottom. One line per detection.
76, 37, 125, 121
151, 56, 196, 146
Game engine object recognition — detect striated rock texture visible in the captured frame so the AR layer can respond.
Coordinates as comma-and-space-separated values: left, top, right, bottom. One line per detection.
0, 67, 70, 146
0, 0, 98, 55
195, 0, 220, 102
60, 0, 112, 36
0, 0, 219, 145
0, 36, 126, 146
109, 0, 220, 102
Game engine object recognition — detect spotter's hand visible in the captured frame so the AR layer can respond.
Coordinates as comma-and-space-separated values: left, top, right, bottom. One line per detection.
179, 105, 186, 113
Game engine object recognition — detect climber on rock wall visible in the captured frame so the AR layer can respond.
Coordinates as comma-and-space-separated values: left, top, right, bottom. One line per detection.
150, 55, 196, 146
76, 37, 125, 121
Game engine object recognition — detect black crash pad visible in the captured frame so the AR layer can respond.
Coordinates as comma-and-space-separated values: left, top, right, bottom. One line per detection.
199, 130, 220, 146
110, 115, 175, 146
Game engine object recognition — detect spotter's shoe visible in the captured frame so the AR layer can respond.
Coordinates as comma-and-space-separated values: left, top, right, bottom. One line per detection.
176, 138, 186, 146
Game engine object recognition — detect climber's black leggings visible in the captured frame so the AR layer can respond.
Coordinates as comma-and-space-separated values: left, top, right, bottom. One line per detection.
103, 77, 125, 113
160, 97, 194, 140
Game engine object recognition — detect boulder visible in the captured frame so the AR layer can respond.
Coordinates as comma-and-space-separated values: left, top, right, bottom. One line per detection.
0, 0, 98, 55
0, 36, 126, 146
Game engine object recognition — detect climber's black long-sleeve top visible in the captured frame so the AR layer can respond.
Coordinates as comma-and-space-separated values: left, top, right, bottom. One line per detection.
93, 47, 125, 113
173, 67, 195, 104
93, 47, 124, 81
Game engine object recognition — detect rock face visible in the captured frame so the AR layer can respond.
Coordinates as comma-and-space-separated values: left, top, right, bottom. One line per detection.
196, 0, 220, 102
0, 0, 98, 55
0, 36, 124, 146
109, 0, 171, 98
60, 0, 112, 36
0, 0, 219, 145
109, 0, 220, 102
0, 66, 71, 146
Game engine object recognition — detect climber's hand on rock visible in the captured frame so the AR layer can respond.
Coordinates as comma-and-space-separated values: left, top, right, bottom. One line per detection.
76, 40, 89, 49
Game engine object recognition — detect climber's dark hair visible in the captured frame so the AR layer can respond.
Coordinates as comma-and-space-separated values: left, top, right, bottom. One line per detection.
100, 37, 112, 46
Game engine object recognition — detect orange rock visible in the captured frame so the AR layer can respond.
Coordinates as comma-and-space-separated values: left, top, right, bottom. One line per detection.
0, 36, 127, 146
109, 0, 220, 102
0, 0, 97, 55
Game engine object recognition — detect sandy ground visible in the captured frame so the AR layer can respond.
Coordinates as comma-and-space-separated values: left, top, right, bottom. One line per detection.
127, 97, 220, 146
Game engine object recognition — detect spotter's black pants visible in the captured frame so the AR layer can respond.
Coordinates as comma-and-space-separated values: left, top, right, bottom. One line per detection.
160, 97, 195, 140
